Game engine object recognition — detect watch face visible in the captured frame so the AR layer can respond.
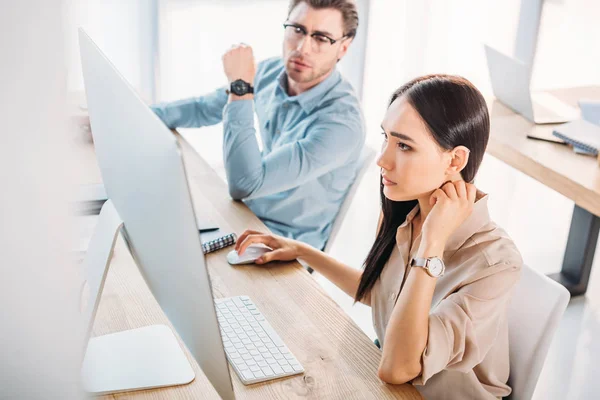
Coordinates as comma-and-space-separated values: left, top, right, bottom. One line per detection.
428, 258, 444, 277
231, 79, 248, 95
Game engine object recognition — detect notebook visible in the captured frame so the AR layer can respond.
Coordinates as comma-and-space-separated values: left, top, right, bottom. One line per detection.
200, 229, 237, 254
552, 119, 600, 156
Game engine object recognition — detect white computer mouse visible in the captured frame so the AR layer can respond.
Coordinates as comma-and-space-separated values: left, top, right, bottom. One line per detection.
227, 244, 271, 265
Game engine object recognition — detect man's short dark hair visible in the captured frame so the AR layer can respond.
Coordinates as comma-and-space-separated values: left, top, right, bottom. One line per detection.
287, 0, 359, 39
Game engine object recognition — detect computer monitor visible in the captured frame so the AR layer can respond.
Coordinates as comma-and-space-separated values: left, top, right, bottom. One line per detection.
78, 28, 235, 400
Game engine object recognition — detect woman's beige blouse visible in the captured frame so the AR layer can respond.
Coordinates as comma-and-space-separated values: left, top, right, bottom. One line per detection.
371, 195, 522, 399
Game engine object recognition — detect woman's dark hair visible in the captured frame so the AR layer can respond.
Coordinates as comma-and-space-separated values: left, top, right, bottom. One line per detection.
355, 74, 490, 302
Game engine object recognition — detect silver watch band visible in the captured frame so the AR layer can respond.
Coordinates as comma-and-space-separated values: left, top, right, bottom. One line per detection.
411, 257, 428, 267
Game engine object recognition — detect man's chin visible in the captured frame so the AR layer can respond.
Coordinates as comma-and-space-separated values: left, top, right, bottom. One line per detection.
286, 68, 312, 83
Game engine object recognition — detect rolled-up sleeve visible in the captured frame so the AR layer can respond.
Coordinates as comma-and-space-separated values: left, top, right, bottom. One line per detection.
222, 100, 362, 200
412, 262, 521, 386
150, 87, 228, 129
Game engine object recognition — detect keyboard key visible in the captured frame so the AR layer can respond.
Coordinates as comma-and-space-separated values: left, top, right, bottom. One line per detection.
258, 346, 268, 353
253, 371, 265, 379
267, 358, 278, 365
269, 348, 279, 355
258, 321, 284, 347
242, 371, 254, 381
250, 350, 260, 356
249, 366, 260, 372
273, 354, 284, 360
238, 364, 250, 371
239, 348, 248, 355
272, 365, 283, 374
247, 360, 256, 366
284, 354, 295, 360
234, 343, 244, 349
242, 354, 252, 361
278, 359, 288, 366
261, 367, 274, 376
282, 365, 293, 373
257, 361, 268, 368
292, 364, 303, 372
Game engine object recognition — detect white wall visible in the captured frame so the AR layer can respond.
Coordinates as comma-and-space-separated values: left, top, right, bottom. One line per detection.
65, 0, 158, 102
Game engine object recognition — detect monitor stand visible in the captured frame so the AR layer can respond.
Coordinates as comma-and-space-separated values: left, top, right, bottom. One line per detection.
79, 200, 195, 395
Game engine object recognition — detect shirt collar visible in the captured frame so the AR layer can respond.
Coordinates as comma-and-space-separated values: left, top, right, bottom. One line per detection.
398, 191, 491, 252
276, 67, 341, 114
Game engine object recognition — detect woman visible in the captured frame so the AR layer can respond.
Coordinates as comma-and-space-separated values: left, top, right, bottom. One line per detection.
235, 74, 522, 399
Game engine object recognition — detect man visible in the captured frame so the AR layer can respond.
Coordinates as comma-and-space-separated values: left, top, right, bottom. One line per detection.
152, 0, 365, 250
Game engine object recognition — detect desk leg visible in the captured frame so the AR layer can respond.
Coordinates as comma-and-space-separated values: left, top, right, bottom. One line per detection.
549, 205, 600, 296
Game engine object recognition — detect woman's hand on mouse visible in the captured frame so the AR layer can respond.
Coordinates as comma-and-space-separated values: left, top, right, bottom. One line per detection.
235, 229, 301, 264
420, 181, 476, 251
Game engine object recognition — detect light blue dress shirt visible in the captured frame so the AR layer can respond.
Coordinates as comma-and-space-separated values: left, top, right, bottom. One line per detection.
151, 57, 365, 250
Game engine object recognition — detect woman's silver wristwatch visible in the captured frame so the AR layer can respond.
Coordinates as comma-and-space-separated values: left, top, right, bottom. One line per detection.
411, 256, 445, 277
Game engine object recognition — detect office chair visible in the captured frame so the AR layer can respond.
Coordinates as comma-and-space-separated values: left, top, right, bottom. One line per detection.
506, 264, 570, 399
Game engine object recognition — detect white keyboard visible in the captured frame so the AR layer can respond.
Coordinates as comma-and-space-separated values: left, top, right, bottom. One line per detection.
215, 296, 304, 384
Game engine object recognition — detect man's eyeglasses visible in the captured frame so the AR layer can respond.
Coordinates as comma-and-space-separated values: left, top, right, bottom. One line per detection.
283, 23, 347, 53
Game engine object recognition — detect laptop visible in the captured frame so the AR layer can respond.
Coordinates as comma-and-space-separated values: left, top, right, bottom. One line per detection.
484, 44, 579, 124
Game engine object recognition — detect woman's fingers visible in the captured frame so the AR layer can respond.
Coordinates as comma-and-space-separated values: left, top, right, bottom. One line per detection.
441, 181, 458, 200
466, 183, 477, 204
237, 234, 272, 255
454, 180, 467, 199
429, 188, 447, 207
235, 229, 263, 251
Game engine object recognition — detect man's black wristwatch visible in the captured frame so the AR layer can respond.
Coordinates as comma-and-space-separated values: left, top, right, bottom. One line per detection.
229, 79, 254, 96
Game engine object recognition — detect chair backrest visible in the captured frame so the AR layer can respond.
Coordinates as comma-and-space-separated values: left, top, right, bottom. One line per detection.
507, 264, 570, 400
324, 146, 376, 253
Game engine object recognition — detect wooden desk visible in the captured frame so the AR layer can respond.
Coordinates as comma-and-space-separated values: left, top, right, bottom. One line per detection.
80, 133, 422, 399
486, 86, 600, 296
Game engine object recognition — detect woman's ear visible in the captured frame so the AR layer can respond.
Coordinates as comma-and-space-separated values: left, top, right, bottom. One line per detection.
446, 146, 470, 176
